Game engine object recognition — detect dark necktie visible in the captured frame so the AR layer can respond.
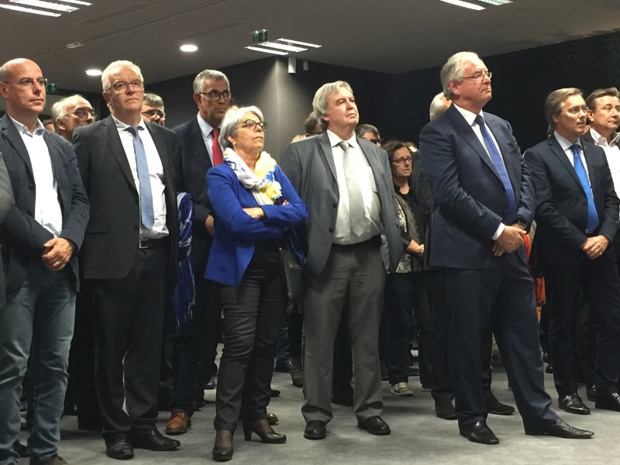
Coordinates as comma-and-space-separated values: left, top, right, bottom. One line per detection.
338, 141, 366, 236
475, 115, 517, 222
211, 128, 224, 166
126, 126, 154, 230
572, 144, 599, 232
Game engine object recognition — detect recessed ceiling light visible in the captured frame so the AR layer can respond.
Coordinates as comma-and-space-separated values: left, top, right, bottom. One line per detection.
477, 0, 512, 4
277, 38, 322, 49
10, 0, 78, 12
260, 41, 307, 53
245, 46, 288, 56
180, 44, 198, 53
440, 0, 485, 11
0, 3, 61, 15
86, 69, 102, 77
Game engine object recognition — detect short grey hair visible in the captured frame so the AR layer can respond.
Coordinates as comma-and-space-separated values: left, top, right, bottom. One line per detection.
429, 92, 451, 121
312, 80, 353, 130
143, 92, 164, 109
545, 87, 583, 128
440, 51, 480, 98
355, 123, 380, 138
192, 69, 229, 93
101, 60, 143, 91
50, 94, 88, 121
219, 105, 264, 148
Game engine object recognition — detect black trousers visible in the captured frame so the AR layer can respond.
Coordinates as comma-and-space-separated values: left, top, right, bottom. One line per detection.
545, 252, 620, 397
91, 244, 168, 438
214, 246, 285, 431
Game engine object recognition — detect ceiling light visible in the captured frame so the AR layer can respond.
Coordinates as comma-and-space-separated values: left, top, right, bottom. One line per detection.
85, 69, 102, 76
58, 0, 91, 4
477, 0, 511, 4
10, 0, 78, 12
0, 3, 60, 15
260, 41, 307, 53
66, 42, 83, 49
245, 46, 288, 56
440, 0, 485, 11
278, 38, 322, 49
180, 44, 198, 53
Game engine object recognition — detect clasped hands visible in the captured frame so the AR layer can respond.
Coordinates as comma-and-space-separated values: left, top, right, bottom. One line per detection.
41, 237, 75, 271
492, 224, 526, 257
582, 235, 609, 260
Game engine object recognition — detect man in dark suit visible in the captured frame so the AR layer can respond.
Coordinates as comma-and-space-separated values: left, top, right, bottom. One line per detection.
281, 81, 402, 440
419, 52, 592, 445
526, 88, 620, 415
0, 58, 89, 465
72, 60, 180, 460
0, 152, 13, 306
165, 69, 231, 434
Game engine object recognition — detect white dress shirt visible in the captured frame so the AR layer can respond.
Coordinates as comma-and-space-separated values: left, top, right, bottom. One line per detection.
113, 116, 168, 239
326, 130, 381, 244
197, 114, 221, 165
11, 117, 62, 236
589, 128, 620, 219
555, 131, 591, 183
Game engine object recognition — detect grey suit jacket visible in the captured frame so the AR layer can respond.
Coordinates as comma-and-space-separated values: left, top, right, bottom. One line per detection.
0, 113, 89, 292
0, 152, 14, 305
280, 132, 402, 277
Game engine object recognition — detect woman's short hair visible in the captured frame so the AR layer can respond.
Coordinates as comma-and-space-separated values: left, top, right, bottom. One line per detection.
219, 105, 264, 148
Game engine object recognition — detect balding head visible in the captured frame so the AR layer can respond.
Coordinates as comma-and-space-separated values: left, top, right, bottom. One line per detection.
51, 94, 95, 141
0, 58, 46, 131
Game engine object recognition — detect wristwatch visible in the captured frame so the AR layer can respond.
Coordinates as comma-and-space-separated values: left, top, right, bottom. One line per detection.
515, 218, 529, 232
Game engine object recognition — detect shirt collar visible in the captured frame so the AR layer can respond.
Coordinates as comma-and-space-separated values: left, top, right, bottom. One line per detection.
197, 113, 215, 137
453, 104, 483, 127
554, 131, 581, 152
112, 114, 147, 131
326, 129, 358, 150
10, 116, 45, 136
589, 127, 620, 147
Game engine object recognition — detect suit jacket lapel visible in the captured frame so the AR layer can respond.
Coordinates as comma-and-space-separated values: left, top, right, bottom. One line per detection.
147, 123, 169, 175
102, 116, 137, 192
549, 136, 583, 192
0, 114, 34, 181
486, 116, 520, 190
188, 119, 212, 172
317, 133, 338, 182
580, 138, 598, 191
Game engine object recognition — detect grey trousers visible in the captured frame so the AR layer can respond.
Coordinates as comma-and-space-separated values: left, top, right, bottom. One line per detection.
301, 239, 386, 424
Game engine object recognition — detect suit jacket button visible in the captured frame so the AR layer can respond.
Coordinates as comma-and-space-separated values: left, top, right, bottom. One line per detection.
329, 227, 334, 233
134, 225, 139, 230
27, 209, 33, 215
29, 183, 35, 190
332, 203, 337, 208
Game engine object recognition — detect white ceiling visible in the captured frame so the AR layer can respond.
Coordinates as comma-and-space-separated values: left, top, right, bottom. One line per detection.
1, 0, 619, 93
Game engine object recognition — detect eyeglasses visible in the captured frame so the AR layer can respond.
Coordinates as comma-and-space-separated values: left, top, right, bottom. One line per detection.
239, 120, 268, 132
198, 90, 231, 101
68, 108, 96, 119
2, 77, 48, 88
390, 156, 412, 165
108, 80, 144, 92
142, 109, 165, 119
462, 70, 492, 81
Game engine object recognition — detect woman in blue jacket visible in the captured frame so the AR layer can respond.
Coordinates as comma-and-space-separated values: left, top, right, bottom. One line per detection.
205, 106, 307, 461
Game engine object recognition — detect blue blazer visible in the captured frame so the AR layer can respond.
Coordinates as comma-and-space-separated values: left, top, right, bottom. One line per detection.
205, 163, 308, 286
419, 104, 534, 269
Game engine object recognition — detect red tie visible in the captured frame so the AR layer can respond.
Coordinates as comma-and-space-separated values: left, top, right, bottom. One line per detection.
211, 128, 223, 166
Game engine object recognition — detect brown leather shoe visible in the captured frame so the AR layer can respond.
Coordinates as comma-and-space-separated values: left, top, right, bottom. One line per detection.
165, 412, 191, 435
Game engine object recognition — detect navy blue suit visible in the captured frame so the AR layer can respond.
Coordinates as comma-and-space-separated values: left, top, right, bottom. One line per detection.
526, 135, 620, 397
419, 104, 556, 429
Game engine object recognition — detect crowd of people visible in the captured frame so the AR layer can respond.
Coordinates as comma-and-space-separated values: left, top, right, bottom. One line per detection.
1, 49, 619, 465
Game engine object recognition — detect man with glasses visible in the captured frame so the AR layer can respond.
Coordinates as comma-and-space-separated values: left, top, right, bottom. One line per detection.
141, 93, 166, 126
419, 52, 592, 444
51, 95, 96, 141
72, 60, 181, 460
165, 69, 231, 435
356, 123, 382, 147
0, 58, 89, 465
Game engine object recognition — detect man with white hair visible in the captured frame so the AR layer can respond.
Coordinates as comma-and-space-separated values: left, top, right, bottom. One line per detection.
73, 60, 181, 460
419, 51, 593, 444
51, 94, 95, 141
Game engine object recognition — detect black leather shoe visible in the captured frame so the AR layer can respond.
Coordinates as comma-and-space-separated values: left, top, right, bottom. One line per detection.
131, 428, 180, 451
435, 399, 457, 420
485, 393, 515, 416
304, 420, 326, 440
586, 385, 597, 402
105, 435, 134, 460
459, 420, 499, 445
13, 439, 31, 458
559, 394, 590, 415
525, 418, 593, 439
595, 392, 620, 412
357, 416, 391, 435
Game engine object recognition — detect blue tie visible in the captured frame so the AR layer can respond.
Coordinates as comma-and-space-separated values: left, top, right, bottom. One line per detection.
475, 115, 517, 222
571, 144, 599, 232
127, 126, 154, 230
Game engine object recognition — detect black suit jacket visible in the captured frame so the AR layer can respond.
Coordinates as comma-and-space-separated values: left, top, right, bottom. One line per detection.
0, 114, 89, 292
526, 135, 619, 266
172, 117, 214, 271
73, 116, 179, 281
419, 104, 534, 269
